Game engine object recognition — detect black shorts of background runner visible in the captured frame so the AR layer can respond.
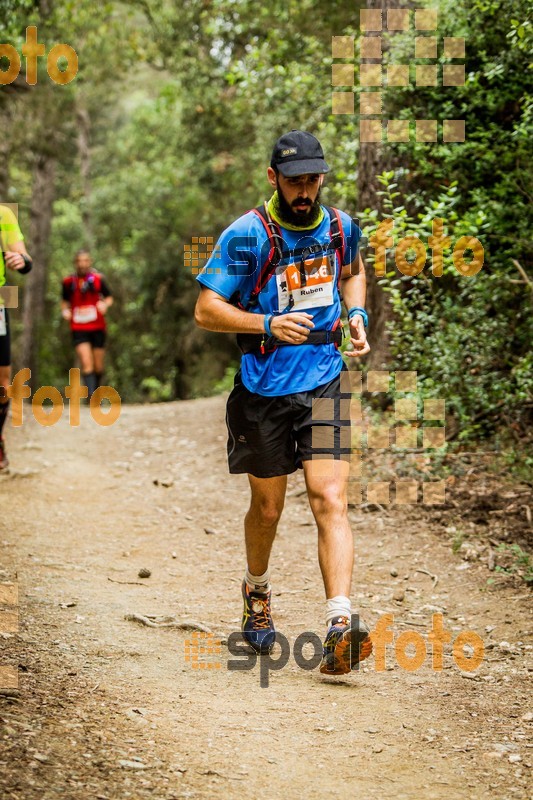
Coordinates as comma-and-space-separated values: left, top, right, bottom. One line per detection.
72, 329, 106, 348
0, 308, 10, 367
226, 368, 352, 478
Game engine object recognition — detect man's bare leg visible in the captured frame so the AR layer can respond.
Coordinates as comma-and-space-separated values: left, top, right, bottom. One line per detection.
0, 365, 11, 468
245, 474, 287, 575
93, 347, 105, 387
303, 458, 371, 674
303, 459, 352, 598
241, 474, 286, 653
75, 342, 97, 398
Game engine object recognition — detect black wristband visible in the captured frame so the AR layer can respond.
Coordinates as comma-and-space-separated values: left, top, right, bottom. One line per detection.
18, 254, 33, 274
2, 252, 32, 274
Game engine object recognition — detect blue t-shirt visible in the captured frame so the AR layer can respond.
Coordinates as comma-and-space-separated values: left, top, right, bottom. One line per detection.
196, 207, 361, 396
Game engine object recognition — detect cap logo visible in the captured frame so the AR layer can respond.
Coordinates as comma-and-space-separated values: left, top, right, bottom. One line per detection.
281, 147, 297, 157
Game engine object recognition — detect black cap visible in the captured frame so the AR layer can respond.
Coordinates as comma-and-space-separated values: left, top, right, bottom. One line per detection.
270, 130, 330, 177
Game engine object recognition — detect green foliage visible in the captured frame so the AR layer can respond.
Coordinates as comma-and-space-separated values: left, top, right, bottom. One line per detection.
4, 0, 531, 428
494, 543, 533, 585
212, 364, 238, 395
360, 171, 532, 439
451, 529, 466, 554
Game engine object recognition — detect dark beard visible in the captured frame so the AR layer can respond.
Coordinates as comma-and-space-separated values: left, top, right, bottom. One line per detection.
276, 184, 323, 228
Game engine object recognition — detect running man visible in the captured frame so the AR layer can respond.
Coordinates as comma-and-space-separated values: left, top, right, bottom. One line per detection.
0, 204, 32, 470
61, 249, 113, 398
194, 130, 372, 675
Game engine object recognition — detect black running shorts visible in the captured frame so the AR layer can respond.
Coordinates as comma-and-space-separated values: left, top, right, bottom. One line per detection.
72, 329, 106, 348
0, 308, 10, 367
226, 368, 352, 478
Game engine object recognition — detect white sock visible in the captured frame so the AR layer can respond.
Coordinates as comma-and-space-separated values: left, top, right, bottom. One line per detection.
326, 595, 352, 627
245, 567, 270, 594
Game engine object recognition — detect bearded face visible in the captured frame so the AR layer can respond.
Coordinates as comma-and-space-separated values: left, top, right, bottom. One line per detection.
275, 177, 323, 228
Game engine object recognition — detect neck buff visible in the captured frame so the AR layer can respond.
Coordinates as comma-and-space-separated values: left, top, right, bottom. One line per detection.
267, 190, 324, 231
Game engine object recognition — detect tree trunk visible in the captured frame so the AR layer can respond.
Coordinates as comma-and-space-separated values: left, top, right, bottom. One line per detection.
0, 131, 9, 202
357, 0, 395, 370
76, 101, 93, 247
20, 153, 56, 388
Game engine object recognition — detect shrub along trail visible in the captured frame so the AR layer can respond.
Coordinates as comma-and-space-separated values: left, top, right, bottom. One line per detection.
0, 397, 531, 799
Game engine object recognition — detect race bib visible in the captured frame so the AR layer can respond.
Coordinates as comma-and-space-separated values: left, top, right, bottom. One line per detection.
0, 307, 6, 337
276, 253, 335, 311
73, 304, 98, 324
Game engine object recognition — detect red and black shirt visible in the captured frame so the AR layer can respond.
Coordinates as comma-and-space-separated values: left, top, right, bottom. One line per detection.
62, 271, 111, 331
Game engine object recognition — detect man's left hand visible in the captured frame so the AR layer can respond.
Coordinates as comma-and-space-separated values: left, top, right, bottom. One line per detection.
96, 300, 108, 315
345, 315, 370, 358
4, 252, 25, 270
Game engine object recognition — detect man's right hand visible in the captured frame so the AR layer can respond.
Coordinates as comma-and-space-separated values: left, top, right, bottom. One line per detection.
62, 308, 72, 321
270, 312, 314, 344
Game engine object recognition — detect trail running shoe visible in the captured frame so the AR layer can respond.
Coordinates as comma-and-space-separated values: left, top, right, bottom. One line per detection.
0, 438, 8, 471
319, 614, 373, 675
241, 579, 275, 654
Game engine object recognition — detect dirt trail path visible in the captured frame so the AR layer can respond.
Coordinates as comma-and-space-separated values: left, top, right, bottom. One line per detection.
0, 397, 531, 800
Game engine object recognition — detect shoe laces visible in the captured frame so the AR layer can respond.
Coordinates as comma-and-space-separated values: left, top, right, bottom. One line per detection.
249, 592, 272, 630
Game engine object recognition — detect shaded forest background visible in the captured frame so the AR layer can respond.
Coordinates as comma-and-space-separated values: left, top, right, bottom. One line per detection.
0, 0, 531, 453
